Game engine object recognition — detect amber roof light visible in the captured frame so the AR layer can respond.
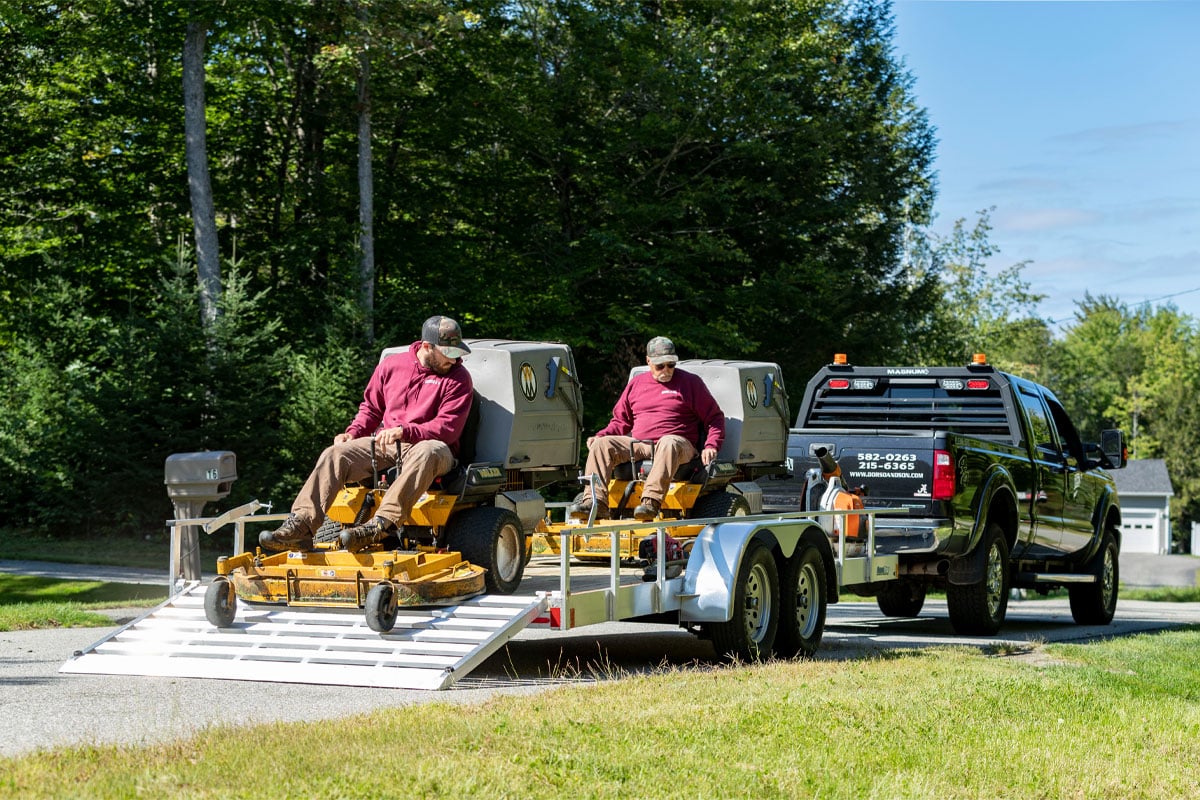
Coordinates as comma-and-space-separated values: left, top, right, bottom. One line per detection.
833, 353, 848, 365
971, 353, 988, 365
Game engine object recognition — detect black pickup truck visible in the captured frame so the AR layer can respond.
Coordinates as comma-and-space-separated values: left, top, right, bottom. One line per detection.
784, 355, 1127, 635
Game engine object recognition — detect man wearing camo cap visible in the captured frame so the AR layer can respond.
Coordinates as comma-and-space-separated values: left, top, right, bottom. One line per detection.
571, 336, 725, 521
260, 315, 474, 553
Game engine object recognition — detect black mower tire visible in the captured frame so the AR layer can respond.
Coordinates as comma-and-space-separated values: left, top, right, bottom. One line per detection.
690, 490, 751, 520
708, 540, 779, 662
877, 580, 927, 618
365, 582, 398, 633
445, 506, 526, 595
204, 578, 237, 628
947, 522, 1010, 635
313, 516, 344, 545
774, 540, 827, 659
1069, 528, 1119, 625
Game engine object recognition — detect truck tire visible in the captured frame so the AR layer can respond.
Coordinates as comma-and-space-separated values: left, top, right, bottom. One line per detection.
690, 490, 751, 520
709, 541, 779, 661
774, 541, 826, 658
877, 580, 927, 617
445, 506, 526, 595
1069, 529, 1119, 625
204, 577, 237, 628
947, 522, 1010, 635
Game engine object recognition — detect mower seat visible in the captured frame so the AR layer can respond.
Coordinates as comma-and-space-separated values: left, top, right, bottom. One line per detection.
612, 456, 705, 484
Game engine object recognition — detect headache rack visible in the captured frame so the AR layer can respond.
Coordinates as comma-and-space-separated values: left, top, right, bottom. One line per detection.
798, 367, 1021, 440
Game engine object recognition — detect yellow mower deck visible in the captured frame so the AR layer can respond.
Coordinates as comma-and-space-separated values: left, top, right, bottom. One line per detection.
217, 547, 486, 609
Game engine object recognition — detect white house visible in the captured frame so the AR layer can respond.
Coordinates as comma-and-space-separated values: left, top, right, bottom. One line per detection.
1112, 459, 1173, 554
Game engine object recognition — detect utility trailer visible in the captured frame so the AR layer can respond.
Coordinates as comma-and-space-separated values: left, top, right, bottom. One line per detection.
62, 504, 898, 689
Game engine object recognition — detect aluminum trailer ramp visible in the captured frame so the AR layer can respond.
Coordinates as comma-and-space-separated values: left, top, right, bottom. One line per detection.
61, 584, 547, 691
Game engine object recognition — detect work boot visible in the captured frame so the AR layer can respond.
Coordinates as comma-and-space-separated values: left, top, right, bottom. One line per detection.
258, 514, 313, 552
633, 497, 661, 521
340, 515, 397, 553
568, 499, 609, 521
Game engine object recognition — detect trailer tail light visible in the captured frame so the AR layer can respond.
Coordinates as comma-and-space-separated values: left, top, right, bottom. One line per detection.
827, 378, 850, 389
932, 450, 955, 500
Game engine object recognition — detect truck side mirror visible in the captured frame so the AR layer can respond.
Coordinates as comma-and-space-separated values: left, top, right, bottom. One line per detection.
1100, 429, 1126, 469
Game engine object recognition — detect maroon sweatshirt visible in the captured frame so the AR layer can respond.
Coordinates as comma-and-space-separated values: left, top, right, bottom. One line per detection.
595, 368, 725, 451
344, 341, 474, 455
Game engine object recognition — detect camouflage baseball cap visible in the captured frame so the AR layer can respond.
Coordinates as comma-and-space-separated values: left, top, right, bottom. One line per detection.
421, 315, 471, 359
646, 336, 678, 365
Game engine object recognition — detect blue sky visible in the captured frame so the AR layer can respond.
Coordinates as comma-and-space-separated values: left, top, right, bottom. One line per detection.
890, 0, 1200, 333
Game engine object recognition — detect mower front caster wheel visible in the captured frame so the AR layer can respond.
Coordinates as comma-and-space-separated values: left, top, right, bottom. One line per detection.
204, 578, 237, 628
365, 582, 399, 633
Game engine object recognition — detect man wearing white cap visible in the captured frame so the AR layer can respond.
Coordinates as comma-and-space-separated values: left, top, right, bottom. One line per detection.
572, 336, 725, 521
260, 315, 474, 553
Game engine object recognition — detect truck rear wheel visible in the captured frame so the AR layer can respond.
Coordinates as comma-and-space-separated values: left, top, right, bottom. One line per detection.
774, 541, 826, 658
1069, 529, 1119, 625
947, 522, 1010, 635
445, 506, 526, 595
877, 580, 927, 617
709, 541, 779, 661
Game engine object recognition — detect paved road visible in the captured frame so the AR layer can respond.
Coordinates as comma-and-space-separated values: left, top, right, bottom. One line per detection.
3, 593, 1197, 758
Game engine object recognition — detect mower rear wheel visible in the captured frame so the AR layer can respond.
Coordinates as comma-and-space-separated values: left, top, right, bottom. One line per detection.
204, 578, 237, 628
690, 490, 751, 520
365, 582, 398, 633
445, 506, 526, 595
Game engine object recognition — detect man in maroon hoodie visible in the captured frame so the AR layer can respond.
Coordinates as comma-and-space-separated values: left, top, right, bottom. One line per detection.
571, 336, 725, 521
259, 315, 474, 553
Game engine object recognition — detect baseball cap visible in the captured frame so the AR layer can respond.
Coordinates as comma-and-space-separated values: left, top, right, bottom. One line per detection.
646, 336, 677, 365
421, 315, 471, 359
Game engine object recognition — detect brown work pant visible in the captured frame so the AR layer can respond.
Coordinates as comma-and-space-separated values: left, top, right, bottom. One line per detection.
290, 437, 454, 532
583, 434, 698, 505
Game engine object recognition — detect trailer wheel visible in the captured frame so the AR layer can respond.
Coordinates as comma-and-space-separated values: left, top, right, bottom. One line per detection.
204, 578, 237, 628
1069, 529, 1119, 625
365, 582, 398, 633
690, 490, 751, 519
877, 580, 927, 617
709, 541, 779, 661
445, 506, 526, 595
947, 522, 1010, 635
774, 541, 826, 658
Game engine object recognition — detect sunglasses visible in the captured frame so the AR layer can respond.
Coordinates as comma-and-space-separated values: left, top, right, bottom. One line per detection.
651, 362, 677, 371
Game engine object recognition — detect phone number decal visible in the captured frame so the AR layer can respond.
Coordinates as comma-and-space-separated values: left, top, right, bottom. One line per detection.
856, 453, 917, 470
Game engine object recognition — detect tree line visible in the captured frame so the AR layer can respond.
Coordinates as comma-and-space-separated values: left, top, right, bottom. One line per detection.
1, 1, 1195, 547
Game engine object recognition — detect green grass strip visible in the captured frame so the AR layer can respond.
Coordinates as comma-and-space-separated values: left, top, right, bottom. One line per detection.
0, 574, 166, 631
1, 629, 1197, 799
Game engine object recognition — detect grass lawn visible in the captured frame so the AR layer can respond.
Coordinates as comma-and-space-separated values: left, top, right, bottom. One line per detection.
0, 573, 166, 631
0, 528, 231, 571
0, 629, 1197, 798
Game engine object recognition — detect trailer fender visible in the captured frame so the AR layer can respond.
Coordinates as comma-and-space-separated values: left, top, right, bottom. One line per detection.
680, 518, 832, 623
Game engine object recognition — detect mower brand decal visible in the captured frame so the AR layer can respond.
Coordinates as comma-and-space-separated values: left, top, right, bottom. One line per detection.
745, 377, 759, 409
519, 363, 537, 402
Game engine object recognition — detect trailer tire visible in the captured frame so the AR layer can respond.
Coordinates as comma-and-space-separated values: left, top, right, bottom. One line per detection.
365, 582, 398, 633
877, 580, 927, 618
690, 490, 751, 520
774, 541, 826, 658
1069, 529, 1119, 625
446, 506, 526, 595
947, 522, 1010, 635
709, 541, 779, 661
204, 578, 237, 628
